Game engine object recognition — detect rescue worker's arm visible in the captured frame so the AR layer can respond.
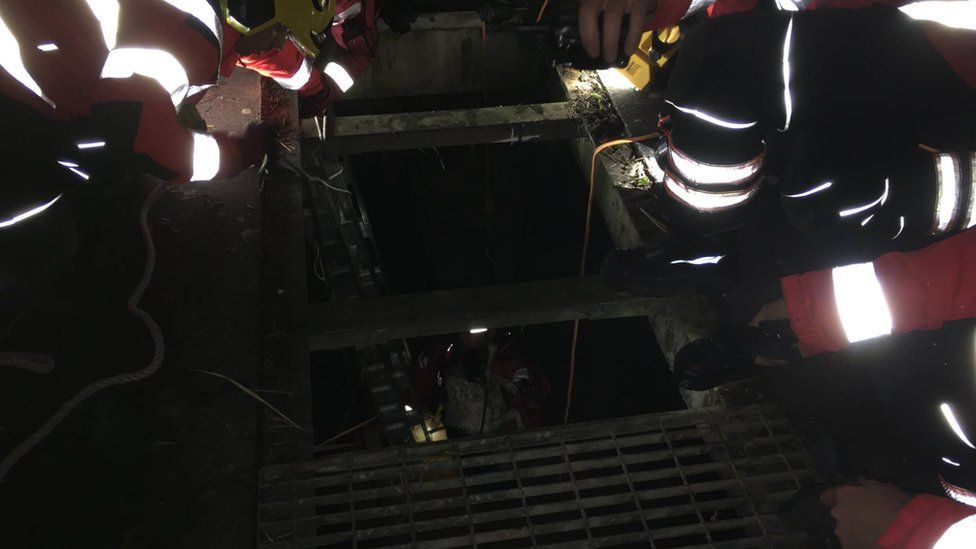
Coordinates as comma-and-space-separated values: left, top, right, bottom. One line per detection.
237, 0, 377, 117
878, 494, 976, 548
237, 40, 326, 98
779, 228, 976, 356
95, 78, 261, 183
577, 0, 757, 62
308, 0, 379, 117
578, 0, 930, 64
820, 481, 976, 548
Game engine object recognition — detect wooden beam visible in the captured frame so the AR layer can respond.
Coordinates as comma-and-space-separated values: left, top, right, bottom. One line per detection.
308, 276, 657, 350
302, 102, 584, 155
260, 79, 314, 464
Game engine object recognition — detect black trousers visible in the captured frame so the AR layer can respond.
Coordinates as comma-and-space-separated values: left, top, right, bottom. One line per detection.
0, 100, 78, 312
664, 6, 976, 245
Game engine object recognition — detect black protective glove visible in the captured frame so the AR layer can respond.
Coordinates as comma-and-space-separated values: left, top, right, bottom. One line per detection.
674, 322, 800, 392
600, 241, 733, 297
299, 88, 334, 119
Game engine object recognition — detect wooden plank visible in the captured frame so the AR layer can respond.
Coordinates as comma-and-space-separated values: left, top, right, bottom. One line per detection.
260, 80, 314, 464
302, 102, 584, 154
308, 275, 659, 350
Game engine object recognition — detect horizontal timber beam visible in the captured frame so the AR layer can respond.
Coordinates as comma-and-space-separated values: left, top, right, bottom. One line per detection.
302, 102, 584, 155
309, 275, 656, 350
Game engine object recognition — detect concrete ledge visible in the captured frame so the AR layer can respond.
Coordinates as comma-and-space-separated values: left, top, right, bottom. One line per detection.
304, 102, 584, 154
308, 276, 665, 350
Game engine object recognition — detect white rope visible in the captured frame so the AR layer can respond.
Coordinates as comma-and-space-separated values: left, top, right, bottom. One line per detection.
0, 182, 168, 481
313, 243, 327, 283
280, 160, 351, 194
0, 353, 55, 374
310, 173, 350, 194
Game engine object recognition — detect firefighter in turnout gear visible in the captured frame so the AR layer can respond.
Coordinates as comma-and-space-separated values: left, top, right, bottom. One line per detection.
584, 2, 976, 545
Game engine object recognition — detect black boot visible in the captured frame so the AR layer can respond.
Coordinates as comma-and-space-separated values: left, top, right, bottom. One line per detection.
674, 322, 799, 392
600, 241, 733, 297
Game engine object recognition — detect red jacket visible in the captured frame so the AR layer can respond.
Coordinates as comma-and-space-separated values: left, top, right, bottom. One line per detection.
0, 0, 375, 184
647, 0, 976, 89
879, 494, 976, 548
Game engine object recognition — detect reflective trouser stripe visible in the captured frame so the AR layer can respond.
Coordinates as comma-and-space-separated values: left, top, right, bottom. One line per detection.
324, 62, 354, 93
664, 174, 757, 212
273, 58, 313, 91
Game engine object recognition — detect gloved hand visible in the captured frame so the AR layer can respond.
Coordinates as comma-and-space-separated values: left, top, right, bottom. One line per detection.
674, 322, 799, 391
299, 87, 334, 119
579, 0, 656, 63
216, 123, 270, 177
820, 480, 912, 549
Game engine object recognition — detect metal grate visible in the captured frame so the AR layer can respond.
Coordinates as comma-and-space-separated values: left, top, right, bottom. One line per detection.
258, 404, 818, 548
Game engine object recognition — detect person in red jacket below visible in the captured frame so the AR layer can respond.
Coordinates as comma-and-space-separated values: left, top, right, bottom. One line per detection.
0, 0, 376, 306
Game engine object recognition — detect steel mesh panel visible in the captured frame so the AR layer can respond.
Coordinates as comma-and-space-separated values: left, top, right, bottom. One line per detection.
258, 405, 818, 548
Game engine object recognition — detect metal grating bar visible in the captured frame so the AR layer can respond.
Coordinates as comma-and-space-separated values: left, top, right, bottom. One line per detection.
258, 405, 818, 548
660, 416, 713, 546
260, 432, 800, 499
609, 426, 656, 548
508, 434, 540, 547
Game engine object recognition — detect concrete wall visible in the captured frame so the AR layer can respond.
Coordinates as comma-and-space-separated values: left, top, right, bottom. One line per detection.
347, 12, 549, 99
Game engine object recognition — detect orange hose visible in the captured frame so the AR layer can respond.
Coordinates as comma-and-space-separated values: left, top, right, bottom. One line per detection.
536, 0, 551, 23
564, 132, 659, 424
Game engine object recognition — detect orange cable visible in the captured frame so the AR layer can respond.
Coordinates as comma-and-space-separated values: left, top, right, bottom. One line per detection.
536, 0, 551, 23
564, 132, 660, 424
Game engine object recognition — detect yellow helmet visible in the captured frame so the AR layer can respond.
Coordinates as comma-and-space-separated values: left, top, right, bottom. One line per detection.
221, 0, 336, 58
